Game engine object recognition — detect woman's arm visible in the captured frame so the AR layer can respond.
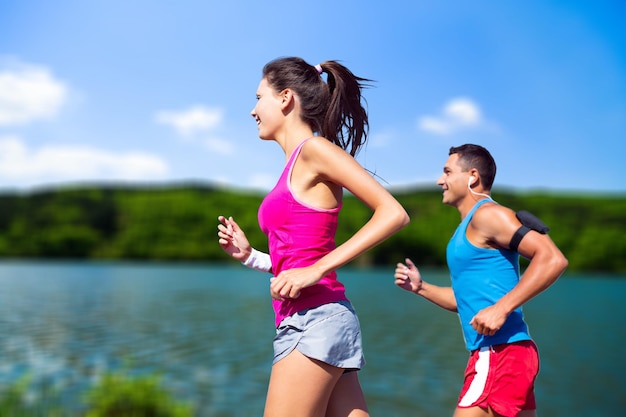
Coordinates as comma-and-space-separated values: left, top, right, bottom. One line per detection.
217, 215, 272, 273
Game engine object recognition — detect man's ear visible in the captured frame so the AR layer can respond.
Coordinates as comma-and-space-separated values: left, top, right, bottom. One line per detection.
468, 169, 479, 185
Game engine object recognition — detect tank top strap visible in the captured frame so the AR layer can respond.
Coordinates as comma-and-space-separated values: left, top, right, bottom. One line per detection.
468, 198, 497, 219
280, 137, 312, 186
286, 137, 311, 169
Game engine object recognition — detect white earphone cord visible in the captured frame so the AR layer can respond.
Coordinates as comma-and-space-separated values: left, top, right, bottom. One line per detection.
468, 177, 493, 200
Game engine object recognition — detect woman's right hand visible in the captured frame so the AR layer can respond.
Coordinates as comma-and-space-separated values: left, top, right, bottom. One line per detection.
217, 215, 252, 262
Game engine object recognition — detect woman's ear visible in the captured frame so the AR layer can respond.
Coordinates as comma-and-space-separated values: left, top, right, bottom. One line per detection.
279, 89, 294, 110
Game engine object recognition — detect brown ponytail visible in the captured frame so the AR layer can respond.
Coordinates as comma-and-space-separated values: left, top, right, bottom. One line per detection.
262, 57, 372, 156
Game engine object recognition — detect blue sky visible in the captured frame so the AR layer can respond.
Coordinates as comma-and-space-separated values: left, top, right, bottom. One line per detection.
1, 0, 624, 194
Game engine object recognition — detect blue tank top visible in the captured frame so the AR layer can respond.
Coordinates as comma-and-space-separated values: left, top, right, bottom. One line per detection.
447, 199, 531, 351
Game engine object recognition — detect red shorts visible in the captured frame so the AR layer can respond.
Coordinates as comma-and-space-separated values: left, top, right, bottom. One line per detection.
458, 340, 539, 417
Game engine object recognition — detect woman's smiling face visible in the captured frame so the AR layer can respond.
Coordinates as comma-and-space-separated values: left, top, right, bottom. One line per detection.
251, 78, 284, 140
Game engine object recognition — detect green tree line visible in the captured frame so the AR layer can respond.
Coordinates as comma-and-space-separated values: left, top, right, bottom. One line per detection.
0, 183, 624, 273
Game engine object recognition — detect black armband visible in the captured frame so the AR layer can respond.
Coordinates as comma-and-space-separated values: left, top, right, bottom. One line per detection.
509, 210, 550, 252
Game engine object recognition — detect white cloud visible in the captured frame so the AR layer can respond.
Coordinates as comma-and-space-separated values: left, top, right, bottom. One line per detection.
248, 173, 276, 190
0, 61, 68, 126
368, 131, 393, 148
204, 137, 234, 155
418, 97, 483, 135
155, 105, 223, 136
0, 136, 169, 183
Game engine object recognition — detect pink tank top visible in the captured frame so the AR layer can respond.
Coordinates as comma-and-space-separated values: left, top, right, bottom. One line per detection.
258, 138, 348, 327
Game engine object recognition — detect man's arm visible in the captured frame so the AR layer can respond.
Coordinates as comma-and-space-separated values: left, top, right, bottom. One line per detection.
395, 258, 458, 312
468, 205, 568, 335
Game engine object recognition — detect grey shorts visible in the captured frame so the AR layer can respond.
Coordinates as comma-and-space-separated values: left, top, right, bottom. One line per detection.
273, 300, 365, 370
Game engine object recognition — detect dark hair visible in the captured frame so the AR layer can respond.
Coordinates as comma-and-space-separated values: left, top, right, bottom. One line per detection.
449, 144, 497, 190
262, 57, 371, 157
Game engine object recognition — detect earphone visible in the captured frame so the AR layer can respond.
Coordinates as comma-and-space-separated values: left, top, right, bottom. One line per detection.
467, 175, 493, 200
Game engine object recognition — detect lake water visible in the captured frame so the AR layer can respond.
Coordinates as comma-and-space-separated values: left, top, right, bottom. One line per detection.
0, 261, 624, 416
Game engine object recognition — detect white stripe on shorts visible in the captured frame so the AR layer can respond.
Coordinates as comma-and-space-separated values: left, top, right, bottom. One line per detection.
459, 346, 491, 407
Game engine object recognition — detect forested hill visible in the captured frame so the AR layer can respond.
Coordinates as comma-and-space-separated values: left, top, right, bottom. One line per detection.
0, 183, 624, 273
